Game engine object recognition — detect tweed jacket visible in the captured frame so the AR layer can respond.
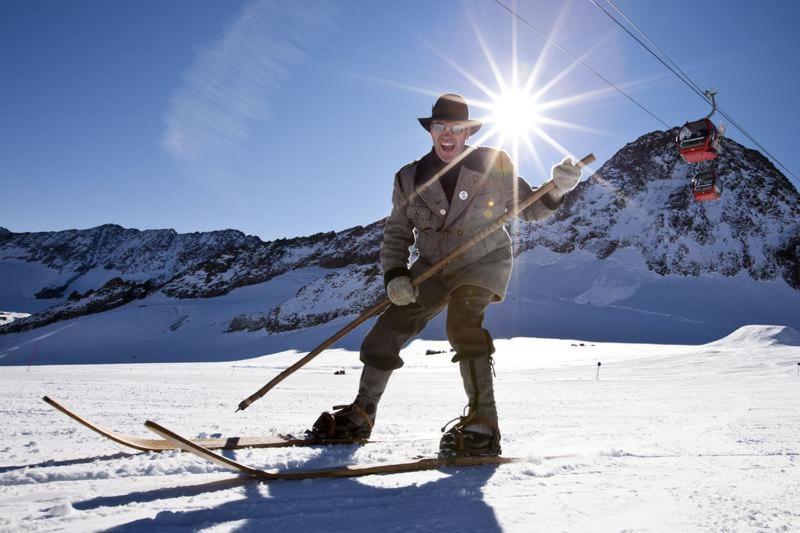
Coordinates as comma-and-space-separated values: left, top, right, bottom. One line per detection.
380, 146, 564, 302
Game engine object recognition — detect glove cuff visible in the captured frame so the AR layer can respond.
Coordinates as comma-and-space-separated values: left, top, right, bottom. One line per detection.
384, 267, 411, 289
541, 182, 565, 209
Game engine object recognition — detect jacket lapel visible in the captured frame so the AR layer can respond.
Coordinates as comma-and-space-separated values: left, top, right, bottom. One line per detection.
415, 181, 448, 221
414, 154, 449, 221
443, 165, 487, 229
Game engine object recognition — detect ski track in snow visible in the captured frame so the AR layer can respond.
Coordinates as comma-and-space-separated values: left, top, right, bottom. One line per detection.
1, 328, 799, 531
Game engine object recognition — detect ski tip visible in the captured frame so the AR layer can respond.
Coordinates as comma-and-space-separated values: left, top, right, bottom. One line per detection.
144, 420, 168, 436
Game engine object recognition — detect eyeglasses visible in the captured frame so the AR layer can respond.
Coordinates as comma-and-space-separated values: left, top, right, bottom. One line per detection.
430, 123, 468, 135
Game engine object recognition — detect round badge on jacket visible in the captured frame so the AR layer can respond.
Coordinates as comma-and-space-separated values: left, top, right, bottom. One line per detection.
458, 191, 468, 200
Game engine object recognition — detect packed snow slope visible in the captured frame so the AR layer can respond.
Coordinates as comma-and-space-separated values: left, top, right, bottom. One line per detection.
1, 326, 798, 531
1, 129, 799, 364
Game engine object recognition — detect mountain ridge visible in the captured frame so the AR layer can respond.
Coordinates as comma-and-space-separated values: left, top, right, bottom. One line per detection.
1, 129, 798, 337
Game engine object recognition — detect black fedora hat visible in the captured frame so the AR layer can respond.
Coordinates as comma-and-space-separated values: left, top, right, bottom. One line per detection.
418, 93, 482, 135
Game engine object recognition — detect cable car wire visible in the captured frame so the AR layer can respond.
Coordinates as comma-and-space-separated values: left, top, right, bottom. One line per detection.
590, 0, 798, 183
593, 1, 706, 98
603, 0, 706, 98
490, 0, 671, 129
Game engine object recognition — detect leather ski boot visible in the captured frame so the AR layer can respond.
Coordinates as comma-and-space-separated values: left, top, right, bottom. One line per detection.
439, 356, 502, 457
309, 365, 392, 441
439, 413, 502, 458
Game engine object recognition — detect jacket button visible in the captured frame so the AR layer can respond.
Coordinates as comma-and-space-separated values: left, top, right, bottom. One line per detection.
439, 208, 447, 216
457, 230, 463, 236
459, 255, 465, 261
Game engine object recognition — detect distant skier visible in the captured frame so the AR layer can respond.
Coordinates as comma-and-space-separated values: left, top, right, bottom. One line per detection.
310, 93, 583, 456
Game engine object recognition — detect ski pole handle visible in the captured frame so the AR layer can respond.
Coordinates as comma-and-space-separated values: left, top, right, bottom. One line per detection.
237, 153, 595, 412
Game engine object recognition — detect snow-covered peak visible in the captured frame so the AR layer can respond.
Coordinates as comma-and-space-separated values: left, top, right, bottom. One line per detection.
0, 223, 258, 283
517, 129, 800, 286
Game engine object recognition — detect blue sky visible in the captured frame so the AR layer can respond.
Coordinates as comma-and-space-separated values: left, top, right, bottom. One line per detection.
2, 0, 798, 241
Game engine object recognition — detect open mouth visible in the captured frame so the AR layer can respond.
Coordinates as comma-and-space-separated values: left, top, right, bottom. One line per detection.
440, 142, 455, 153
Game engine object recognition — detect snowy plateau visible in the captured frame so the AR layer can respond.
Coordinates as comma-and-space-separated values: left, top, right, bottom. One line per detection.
1, 129, 799, 531
1, 331, 799, 531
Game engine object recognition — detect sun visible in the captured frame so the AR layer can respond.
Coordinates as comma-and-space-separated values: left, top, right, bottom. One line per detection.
488, 87, 541, 144
381, 4, 613, 178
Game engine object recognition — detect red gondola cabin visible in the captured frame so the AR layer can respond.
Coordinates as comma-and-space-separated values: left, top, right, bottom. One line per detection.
690, 171, 722, 202
677, 118, 720, 163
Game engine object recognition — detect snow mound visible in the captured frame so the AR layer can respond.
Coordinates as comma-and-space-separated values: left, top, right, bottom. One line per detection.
45, 502, 74, 518
706, 325, 800, 347
0, 311, 30, 326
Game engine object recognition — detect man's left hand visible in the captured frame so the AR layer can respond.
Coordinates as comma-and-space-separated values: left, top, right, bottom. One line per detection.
551, 157, 582, 193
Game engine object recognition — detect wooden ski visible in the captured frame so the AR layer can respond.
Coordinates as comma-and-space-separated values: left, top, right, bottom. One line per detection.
43, 396, 363, 452
145, 420, 525, 481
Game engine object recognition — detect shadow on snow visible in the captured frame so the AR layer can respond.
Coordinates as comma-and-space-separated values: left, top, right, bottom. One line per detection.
90, 445, 504, 532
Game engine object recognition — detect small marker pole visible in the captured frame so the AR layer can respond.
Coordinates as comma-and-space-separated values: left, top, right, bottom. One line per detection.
796, 362, 799, 376
596, 361, 602, 381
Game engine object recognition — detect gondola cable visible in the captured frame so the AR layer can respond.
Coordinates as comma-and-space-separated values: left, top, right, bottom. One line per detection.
490, 0, 671, 129
603, 0, 707, 98
589, 0, 798, 184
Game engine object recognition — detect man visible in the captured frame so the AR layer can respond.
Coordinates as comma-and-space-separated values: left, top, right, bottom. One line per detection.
310, 94, 582, 456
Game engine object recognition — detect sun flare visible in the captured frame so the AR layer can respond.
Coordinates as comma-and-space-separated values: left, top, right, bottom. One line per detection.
488, 87, 541, 145
382, 4, 621, 180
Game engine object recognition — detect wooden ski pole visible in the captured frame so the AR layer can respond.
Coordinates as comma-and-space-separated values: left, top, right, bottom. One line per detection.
237, 153, 595, 412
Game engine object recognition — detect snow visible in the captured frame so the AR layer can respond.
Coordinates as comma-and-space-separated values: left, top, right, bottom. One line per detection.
513, 245, 562, 266
65, 267, 124, 295
1, 326, 799, 531
707, 324, 800, 347
3, 246, 800, 363
1, 127, 799, 528
0, 311, 30, 326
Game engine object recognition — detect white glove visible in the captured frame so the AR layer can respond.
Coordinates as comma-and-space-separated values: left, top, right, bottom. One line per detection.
551, 157, 582, 193
386, 276, 417, 306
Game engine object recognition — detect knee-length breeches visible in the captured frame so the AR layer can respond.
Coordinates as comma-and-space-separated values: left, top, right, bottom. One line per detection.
360, 282, 496, 371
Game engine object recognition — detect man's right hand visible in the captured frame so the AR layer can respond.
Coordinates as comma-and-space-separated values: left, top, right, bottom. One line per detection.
551, 157, 582, 194
386, 276, 418, 306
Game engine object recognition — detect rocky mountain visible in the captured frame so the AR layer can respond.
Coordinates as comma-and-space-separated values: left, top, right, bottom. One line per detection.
514, 129, 800, 285
0, 222, 384, 334
1, 129, 798, 337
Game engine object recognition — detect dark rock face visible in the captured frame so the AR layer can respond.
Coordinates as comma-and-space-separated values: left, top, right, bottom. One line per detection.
2, 130, 798, 335
6, 277, 153, 333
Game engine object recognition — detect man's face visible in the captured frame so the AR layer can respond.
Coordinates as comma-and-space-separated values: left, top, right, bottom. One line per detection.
430, 120, 470, 163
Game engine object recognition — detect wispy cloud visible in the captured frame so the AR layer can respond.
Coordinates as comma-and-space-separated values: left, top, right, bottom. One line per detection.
162, 0, 336, 161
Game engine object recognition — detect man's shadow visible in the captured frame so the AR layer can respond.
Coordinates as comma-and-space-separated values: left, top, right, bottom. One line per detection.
96, 442, 504, 532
